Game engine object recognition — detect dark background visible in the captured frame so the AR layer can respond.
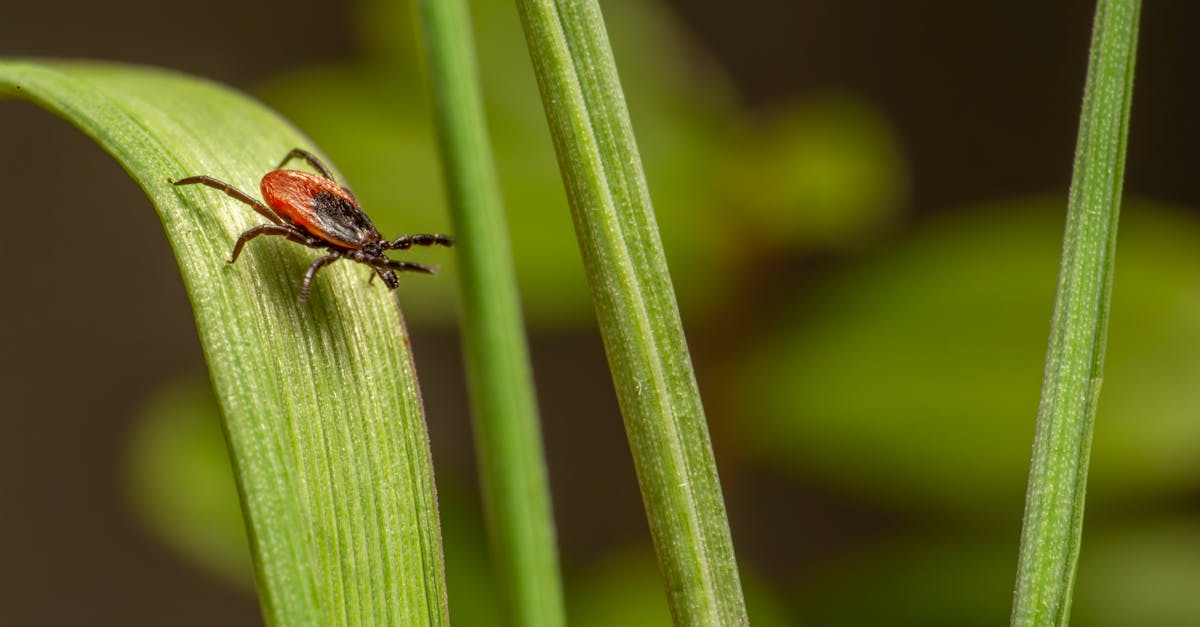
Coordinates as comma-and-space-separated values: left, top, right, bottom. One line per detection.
1, 1, 1195, 624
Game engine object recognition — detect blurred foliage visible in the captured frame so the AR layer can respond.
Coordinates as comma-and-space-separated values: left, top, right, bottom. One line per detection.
1073, 520, 1200, 627
567, 550, 791, 627
793, 521, 1200, 626
257, 0, 906, 325
439, 490, 504, 627
566, 551, 676, 627
126, 376, 252, 589
793, 535, 1015, 626
721, 94, 907, 249
732, 199, 1200, 518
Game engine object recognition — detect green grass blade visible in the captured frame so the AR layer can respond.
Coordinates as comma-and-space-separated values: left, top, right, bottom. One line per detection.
415, 0, 565, 625
0, 60, 447, 626
1011, 1, 1141, 625
513, 2, 747, 624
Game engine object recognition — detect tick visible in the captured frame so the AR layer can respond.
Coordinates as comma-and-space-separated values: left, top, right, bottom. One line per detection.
171, 148, 453, 304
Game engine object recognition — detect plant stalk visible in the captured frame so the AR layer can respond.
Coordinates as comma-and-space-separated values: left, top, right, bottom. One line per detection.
1012, 1, 1140, 625
513, 1, 747, 623
416, 1, 566, 625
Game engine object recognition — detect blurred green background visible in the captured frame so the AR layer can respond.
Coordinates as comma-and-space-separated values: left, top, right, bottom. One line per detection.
3, 0, 1199, 624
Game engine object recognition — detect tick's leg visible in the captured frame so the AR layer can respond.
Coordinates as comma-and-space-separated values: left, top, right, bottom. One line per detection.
172, 175, 282, 225
299, 253, 342, 305
275, 148, 336, 182
369, 267, 400, 290
374, 257, 437, 275
230, 224, 323, 262
384, 233, 455, 250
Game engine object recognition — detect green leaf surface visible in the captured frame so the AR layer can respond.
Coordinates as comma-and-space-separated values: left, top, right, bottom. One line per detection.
514, 1, 747, 624
1012, 0, 1140, 625
0, 60, 447, 626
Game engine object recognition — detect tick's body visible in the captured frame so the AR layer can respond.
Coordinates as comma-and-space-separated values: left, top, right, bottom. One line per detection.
171, 149, 452, 304
260, 170, 379, 250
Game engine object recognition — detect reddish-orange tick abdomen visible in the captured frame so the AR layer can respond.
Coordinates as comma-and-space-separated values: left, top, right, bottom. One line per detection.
260, 169, 381, 250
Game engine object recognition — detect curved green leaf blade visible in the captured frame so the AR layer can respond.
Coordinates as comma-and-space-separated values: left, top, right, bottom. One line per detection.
0, 60, 447, 626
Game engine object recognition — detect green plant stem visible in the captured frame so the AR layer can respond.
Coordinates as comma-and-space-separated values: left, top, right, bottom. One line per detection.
514, 1, 746, 624
0, 60, 447, 626
416, 1, 565, 625
1011, 1, 1140, 625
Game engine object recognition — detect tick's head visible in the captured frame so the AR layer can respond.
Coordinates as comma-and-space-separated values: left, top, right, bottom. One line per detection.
362, 241, 384, 257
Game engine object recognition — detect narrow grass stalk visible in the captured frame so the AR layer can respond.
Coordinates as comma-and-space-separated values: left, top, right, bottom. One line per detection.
416, 1, 566, 625
0, 60, 447, 626
513, 1, 746, 624
1011, 1, 1140, 625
